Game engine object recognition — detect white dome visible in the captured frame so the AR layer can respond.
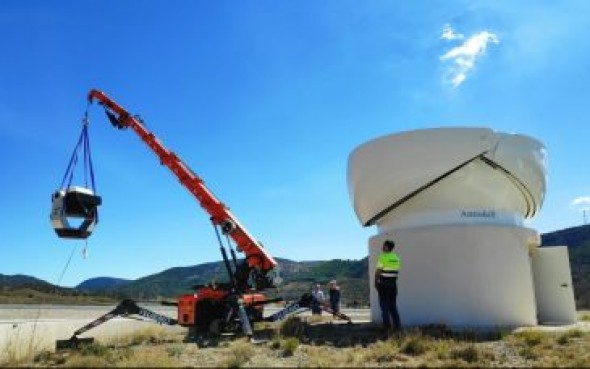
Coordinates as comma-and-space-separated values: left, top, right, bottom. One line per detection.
347, 127, 547, 229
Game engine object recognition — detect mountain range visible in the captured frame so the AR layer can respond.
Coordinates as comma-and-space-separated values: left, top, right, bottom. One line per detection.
2, 225, 589, 308
72, 258, 369, 306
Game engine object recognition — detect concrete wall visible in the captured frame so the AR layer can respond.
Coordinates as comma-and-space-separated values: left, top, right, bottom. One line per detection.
532, 246, 577, 324
369, 224, 539, 328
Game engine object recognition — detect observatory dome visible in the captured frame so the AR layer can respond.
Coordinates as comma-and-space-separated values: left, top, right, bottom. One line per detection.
347, 127, 547, 230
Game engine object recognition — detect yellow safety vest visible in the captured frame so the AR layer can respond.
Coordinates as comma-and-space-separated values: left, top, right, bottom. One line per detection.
377, 251, 401, 278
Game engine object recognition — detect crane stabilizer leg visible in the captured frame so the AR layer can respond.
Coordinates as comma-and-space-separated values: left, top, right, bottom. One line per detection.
320, 305, 352, 323
264, 293, 352, 323
237, 301, 253, 338
56, 299, 178, 350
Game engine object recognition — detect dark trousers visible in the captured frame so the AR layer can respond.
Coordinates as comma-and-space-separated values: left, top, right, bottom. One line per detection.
311, 300, 322, 315
377, 281, 400, 330
330, 300, 339, 314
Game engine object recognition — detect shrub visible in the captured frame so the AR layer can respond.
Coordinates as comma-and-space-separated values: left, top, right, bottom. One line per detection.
557, 329, 584, 345
363, 340, 406, 363
281, 337, 299, 357
224, 340, 254, 368
419, 324, 451, 339
497, 328, 512, 340
279, 316, 308, 339
269, 339, 281, 350
450, 344, 480, 363
80, 342, 109, 357
166, 344, 184, 358
400, 336, 428, 356
519, 346, 537, 360
516, 330, 546, 347
432, 340, 455, 360
33, 350, 52, 364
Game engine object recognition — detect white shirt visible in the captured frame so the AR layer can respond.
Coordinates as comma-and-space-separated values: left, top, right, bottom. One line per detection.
312, 289, 325, 302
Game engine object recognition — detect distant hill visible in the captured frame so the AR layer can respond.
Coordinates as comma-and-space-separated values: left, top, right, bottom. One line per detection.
3, 225, 589, 308
541, 224, 590, 309
0, 274, 115, 304
76, 277, 131, 291
83, 258, 368, 306
0, 274, 56, 289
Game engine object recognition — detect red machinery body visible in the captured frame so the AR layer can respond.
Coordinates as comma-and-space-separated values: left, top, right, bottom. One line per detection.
177, 292, 266, 327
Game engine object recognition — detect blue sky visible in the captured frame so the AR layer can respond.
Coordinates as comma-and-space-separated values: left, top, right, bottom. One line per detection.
1, 1, 589, 287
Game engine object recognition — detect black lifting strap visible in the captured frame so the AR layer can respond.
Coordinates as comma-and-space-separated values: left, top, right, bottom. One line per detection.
59, 112, 97, 194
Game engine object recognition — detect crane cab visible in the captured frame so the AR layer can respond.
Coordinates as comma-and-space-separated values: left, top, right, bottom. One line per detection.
50, 186, 102, 239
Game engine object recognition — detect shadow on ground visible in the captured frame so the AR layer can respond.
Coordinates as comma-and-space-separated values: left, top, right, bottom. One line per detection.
192, 319, 506, 348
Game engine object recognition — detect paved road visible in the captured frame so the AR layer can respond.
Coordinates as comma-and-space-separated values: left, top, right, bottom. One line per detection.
0, 303, 371, 323
0, 302, 370, 362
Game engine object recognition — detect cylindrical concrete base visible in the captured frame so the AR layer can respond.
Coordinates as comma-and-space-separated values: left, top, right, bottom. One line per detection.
369, 224, 539, 328
532, 246, 577, 324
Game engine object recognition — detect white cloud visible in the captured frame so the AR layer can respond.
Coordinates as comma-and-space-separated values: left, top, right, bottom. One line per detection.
440, 26, 499, 88
441, 24, 464, 41
571, 196, 590, 209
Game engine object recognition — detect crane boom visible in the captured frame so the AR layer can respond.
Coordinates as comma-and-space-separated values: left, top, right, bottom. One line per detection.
87, 89, 278, 285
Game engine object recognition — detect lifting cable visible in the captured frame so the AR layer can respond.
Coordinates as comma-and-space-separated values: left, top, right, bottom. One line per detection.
28, 242, 81, 359
59, 109, 97, 194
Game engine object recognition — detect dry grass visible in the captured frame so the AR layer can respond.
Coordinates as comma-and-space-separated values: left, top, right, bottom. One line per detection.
0, 327, 45, 366
117, 347, 182, 368
502, 328, 590, 366
61, 346, 181, 368
223, 339, 254, 368
360, 339, 407, 364
108, 326, 183, 347
21, 320, 590, 368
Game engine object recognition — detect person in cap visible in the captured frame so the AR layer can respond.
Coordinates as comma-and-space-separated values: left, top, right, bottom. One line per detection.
374, 240, 401, 331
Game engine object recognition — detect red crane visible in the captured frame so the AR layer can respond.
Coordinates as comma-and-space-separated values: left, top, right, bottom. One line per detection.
54, 90, 350, 349
88, 89, 278, 288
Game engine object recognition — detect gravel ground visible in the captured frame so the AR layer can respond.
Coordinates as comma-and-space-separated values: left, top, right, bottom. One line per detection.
2, 309, 589, 367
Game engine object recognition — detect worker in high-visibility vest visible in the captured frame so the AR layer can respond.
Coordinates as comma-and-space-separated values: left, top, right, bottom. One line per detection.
374, 240, 401, 331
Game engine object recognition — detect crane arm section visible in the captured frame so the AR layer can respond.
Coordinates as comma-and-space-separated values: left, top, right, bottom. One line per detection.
87, 89, 278, 277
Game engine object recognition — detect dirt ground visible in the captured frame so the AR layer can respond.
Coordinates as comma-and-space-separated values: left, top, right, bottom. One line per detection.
2, 306, 590, 367
13, 312, 590, 368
